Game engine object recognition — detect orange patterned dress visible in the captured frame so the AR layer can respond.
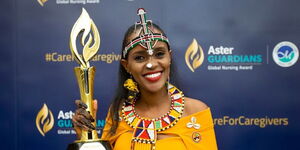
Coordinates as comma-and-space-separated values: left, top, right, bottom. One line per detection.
101, 108, 218, 150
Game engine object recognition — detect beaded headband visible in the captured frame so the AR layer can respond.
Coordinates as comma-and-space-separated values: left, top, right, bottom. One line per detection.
122, 8, 170, 58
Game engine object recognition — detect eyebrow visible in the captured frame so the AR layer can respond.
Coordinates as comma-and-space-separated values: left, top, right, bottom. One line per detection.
154, 46, 168, 51
131, 49, 147, 55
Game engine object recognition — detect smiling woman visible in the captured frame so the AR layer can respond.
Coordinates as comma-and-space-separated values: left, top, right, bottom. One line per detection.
72, 8, 218, 150
121, 40, 171, 94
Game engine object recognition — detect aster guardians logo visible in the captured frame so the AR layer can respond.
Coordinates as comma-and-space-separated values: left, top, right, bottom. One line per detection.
185, 39, 205, 72
273, 41, 299, 67
36, 103, 54, 136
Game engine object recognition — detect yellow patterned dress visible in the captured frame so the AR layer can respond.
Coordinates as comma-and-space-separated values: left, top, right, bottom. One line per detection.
101, 108, 218, 150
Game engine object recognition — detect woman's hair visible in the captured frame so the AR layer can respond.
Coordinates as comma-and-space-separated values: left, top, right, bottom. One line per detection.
107, 23, 181, 135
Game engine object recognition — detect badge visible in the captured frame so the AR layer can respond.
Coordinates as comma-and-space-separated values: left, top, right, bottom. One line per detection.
186, 116, 200, 129
192, 132, 201, 143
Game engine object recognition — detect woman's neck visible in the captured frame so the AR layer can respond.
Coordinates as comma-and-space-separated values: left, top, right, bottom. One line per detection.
135, 87, 171, 118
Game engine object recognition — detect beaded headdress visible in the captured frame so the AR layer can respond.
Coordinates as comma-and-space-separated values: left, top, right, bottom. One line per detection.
122, 8, 170, 59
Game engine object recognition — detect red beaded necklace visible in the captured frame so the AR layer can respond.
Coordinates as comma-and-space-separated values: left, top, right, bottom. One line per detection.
122, 84, 185, 150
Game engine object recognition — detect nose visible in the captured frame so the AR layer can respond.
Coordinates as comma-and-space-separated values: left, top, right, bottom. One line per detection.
146, 56, 158, 69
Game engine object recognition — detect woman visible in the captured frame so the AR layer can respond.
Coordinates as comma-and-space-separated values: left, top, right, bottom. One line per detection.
73, 8, 218, 150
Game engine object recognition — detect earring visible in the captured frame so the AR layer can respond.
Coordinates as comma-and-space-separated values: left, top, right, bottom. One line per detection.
124, 75, 139, 102
165, 76, 171, 90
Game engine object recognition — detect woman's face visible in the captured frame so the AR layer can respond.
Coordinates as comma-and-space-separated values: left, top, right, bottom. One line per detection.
121, 29, 171, 93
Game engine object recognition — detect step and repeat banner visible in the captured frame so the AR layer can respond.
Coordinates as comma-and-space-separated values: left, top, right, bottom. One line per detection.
1, 0, 300, 149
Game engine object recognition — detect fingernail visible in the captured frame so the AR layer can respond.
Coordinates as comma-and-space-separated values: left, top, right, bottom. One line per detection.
90, 124, 95, 130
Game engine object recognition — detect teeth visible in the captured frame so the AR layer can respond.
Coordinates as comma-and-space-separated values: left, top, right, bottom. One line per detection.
145, 72, 161, 78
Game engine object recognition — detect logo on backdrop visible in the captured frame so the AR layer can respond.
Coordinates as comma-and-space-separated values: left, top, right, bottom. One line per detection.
214, 116, 289, 128
272, 41, 299, 67
37, 0, 100, 6
56, 0, 100, 5
37, 0, 48, 6
44, 51, 121, 63
36, 103, 54, 136
56, 110, 105, 135
207, 46, 263, 71
35, 103, 106, 136
184, 40, 264, 72
185, 39, 205, 72
35, 103, 106, 137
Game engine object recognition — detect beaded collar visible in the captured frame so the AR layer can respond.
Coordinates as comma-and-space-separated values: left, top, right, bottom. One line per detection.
122, 84, 185, 150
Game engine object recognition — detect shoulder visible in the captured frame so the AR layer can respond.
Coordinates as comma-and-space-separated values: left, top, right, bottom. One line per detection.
183, 97, 208, 117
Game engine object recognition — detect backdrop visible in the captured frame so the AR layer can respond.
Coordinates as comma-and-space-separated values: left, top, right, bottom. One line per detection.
1, 0, 300, 149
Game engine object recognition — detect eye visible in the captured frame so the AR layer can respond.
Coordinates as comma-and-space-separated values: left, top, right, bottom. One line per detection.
134, 55, 145, 62
155, 51, 165, 58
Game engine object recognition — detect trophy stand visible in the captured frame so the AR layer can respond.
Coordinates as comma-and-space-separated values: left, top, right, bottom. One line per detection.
66, 8, 112, 150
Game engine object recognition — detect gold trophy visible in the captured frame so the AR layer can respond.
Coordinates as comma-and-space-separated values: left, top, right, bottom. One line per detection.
67, 8, 111, 150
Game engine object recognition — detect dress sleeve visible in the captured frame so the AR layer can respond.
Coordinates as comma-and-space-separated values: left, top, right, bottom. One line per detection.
100, 112, 115, 144
181, 108, 218, 150
101, 111, 131, 148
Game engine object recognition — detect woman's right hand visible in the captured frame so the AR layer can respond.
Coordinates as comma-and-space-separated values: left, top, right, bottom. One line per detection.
72, 100, 98, 139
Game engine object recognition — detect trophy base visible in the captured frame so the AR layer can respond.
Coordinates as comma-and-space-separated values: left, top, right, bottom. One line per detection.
67, 140, 112, 150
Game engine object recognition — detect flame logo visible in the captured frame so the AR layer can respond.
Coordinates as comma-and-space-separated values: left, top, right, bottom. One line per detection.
185, 39, 204, 72
37, 0, 48, 6
36, 103, 54, 136
70, 8, 101, 68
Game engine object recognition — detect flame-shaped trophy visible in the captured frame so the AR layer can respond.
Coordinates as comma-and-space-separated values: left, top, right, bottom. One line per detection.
67, 8, 111, 150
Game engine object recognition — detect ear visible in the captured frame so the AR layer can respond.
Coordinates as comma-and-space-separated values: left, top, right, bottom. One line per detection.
121, 59, 129, 72
169, 50, 173, 64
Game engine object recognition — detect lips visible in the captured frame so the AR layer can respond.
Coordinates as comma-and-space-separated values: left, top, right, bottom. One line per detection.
143, 71, 162, 82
